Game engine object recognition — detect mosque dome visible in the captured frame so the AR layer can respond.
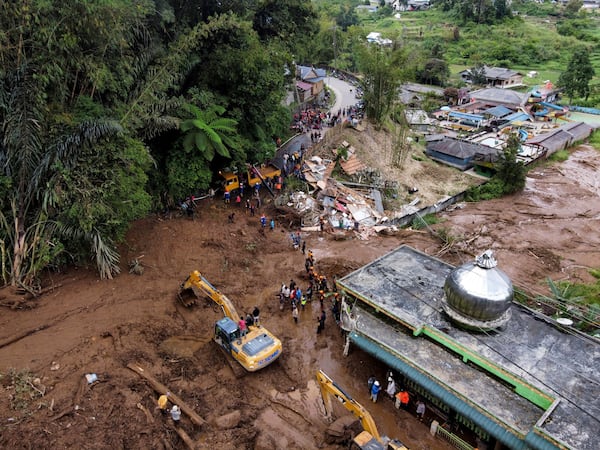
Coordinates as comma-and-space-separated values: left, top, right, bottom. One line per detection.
443, 250, 512, 330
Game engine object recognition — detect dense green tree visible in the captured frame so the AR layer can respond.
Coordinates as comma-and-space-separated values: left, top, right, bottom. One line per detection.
417, 58, 450, 86
253, 0, 319, 43
496, 134, 526, 194
468, 64, 488, 85
564, 0, 583, 18
336, 4, 359, 31
180, 104, 241, 162
356, 44, 406, 126
0, 68, 140, 284
558, 48, 595, 102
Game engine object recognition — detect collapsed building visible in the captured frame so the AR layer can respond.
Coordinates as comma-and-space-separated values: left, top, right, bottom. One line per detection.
337, 245, 600, 450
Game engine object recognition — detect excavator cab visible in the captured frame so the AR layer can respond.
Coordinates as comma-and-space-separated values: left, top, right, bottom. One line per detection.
214, 317, 239, 351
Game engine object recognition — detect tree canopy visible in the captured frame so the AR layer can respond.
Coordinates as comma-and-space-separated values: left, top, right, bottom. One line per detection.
558, 48, 595, 102
0, 0, 318, 287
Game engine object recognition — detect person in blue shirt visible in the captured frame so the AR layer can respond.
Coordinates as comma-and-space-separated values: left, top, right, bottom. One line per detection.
370, 380, 381, 403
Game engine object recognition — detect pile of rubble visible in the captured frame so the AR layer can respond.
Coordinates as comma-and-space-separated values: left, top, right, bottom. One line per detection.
286, 143, 408, 239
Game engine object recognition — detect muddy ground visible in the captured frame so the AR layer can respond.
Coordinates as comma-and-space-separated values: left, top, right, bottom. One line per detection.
0, 133, 598, 449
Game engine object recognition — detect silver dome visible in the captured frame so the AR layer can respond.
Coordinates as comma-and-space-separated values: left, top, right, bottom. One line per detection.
443, 250, 513, 330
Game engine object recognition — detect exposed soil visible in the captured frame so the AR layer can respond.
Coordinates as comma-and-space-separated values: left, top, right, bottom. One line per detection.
0, 126, 598, 449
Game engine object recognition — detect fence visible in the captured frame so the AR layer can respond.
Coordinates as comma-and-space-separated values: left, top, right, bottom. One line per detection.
435, 424, 475, 450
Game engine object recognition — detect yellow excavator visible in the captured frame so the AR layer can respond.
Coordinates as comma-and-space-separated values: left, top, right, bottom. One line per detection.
178, 271, 282, 372
316, 370, 408, 450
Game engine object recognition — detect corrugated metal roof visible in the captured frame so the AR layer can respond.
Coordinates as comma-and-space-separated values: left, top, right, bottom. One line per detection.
484, 105, 513, 117
448, 111, 484, 122
505, 112, 531, 123
349, 332, 561, 450
296, 81, 313, 91
427, 138, 497, 159
339, 154, 367, 175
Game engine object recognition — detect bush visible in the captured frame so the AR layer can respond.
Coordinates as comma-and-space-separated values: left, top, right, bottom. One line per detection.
411, 213, 439, 230
465, 178, 505, 201
549, 150, 569, 162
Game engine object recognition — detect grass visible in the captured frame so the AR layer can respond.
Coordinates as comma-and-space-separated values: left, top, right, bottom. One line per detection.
548, 149, 569, 162
351, 9, 600, 89
2, 369, 45, 412
411, 213, 439, 230
589, 130, 600, 150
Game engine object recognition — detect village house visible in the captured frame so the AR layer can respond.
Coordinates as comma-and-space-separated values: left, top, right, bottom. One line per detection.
526, 121, 594, 156
295, 65, 327, 102
425, 136, 499, 171
460, 66, 524, 88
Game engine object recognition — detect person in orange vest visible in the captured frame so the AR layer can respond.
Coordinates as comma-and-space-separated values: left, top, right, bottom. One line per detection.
395, 389, 410, 410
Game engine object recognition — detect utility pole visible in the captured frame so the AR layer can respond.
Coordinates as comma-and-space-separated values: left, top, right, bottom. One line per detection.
332, 25, 337, 72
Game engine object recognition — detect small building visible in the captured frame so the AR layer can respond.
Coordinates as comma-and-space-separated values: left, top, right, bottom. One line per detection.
468, 87, 529, 109
295, 81, 313, 103
460, 66, 524, 88
526, 121, 594, 155
482, 105, 513, 119
426, 137, 499, 171
404, 109, 435, 131
337, 245, 600, 450
366, 32, 392, 46
296, 65, 327, 98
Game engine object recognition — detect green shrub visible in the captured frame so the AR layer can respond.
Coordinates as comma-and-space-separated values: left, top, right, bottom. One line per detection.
465, 178, 505, 201
549, 150, 569, 162
411, 213, 439, 230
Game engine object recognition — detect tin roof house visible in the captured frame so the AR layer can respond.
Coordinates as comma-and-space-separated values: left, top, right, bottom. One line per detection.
460, 66, 524, 88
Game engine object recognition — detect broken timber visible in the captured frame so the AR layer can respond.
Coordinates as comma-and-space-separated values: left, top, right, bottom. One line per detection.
126, 362, 206, 427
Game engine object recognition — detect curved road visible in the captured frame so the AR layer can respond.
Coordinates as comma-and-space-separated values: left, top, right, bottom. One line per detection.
279, 76, 359, 158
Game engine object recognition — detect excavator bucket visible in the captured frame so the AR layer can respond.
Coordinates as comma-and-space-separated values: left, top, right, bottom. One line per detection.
177, 285, 198, 307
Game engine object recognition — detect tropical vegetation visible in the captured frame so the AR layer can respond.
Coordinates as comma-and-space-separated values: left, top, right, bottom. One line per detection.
1, 0, 599, 288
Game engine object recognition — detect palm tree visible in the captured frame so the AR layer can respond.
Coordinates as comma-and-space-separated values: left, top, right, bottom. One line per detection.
1, 67, 123, 287
179, 103, 241, 161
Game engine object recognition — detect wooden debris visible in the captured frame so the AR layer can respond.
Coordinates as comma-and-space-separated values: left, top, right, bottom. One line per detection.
136, 402, 155, 424
126, 363, 206, 427
171, 425, 196, 450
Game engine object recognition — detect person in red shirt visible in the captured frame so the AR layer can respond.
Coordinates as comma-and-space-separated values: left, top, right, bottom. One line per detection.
238, 316, 247, 344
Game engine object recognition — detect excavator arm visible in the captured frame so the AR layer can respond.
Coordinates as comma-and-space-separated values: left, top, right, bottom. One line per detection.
316, 370, 382, 442
179, 270, 239, 320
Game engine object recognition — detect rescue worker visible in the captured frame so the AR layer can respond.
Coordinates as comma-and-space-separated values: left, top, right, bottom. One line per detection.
170, 405, 181, 422
238, 316, 247, 343
370, 380, 381, 403
395, 389, 410, 410
386, 377, 396, 398
157, 393, 169, 415
252, 306, 260, 326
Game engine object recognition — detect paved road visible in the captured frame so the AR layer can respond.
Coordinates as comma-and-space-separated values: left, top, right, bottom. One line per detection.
326, 76, 361, 114
278, 76, 359, 159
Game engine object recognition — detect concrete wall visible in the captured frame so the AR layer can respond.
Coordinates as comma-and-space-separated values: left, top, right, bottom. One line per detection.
389, 190, 468, 227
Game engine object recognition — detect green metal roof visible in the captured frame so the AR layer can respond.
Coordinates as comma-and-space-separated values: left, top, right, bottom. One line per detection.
349, 332, 563, 450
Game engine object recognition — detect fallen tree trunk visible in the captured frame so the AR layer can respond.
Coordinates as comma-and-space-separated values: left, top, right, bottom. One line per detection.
172, 425, 196, 450
126, 363, 206, 427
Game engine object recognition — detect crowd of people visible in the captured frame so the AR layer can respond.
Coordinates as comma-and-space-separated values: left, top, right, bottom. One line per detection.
274, 246, 342, 336
368, 372, 427, 423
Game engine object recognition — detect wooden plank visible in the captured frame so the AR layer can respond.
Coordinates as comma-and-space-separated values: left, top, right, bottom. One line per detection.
127, 363, 206, 427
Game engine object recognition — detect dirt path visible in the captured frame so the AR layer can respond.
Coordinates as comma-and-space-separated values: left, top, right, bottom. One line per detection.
0, 143, 598, 449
